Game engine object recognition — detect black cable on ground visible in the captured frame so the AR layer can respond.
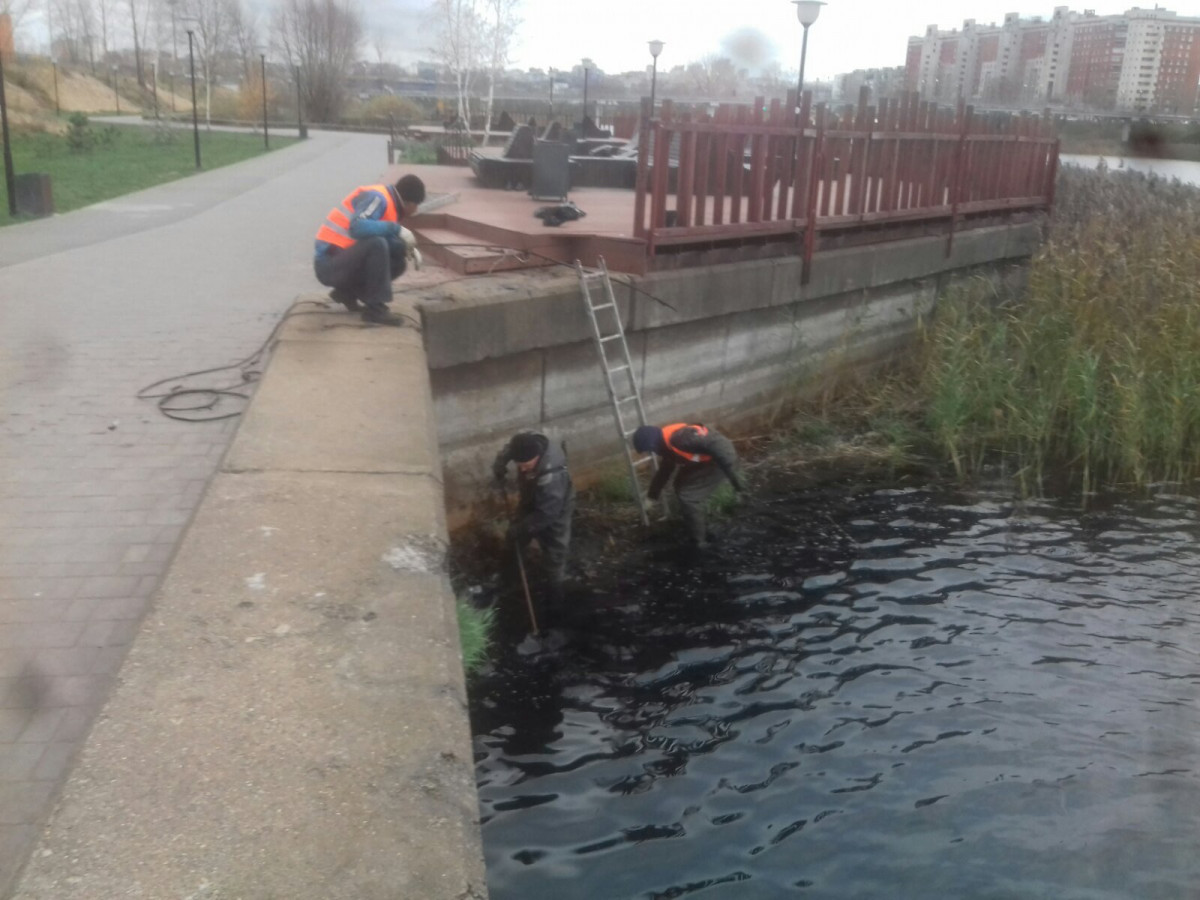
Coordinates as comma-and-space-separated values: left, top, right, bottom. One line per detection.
136, 300, 329, 423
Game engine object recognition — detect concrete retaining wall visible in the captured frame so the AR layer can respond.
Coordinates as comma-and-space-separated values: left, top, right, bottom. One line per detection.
420, 221, 1042, 520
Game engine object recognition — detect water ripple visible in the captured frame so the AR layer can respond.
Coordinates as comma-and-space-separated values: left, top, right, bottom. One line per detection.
470, 486, 1200, 900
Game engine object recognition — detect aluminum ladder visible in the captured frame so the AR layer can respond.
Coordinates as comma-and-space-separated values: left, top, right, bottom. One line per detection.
576, 257, 656, 525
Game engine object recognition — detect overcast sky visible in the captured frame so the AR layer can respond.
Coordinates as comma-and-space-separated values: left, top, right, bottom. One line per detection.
403, 0, 1145, 79
17, 0, 1153, 80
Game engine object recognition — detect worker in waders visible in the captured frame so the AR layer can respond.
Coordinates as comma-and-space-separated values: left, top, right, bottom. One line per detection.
492, 432, 575, 623
313, 174, 425, 327
632, 423, 746, 548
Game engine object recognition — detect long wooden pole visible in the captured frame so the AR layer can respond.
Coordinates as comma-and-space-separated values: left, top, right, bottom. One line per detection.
504, 491, 539, 635
514, 543, 539, 636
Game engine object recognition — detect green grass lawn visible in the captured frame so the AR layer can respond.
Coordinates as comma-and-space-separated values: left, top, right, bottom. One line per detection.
1, 120, 298, 226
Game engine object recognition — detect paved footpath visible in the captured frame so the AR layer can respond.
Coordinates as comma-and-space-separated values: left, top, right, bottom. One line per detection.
0, 127, 407, 897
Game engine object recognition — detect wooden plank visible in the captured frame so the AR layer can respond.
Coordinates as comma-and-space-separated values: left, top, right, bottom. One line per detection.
647, 219, 804, 245
632, 96, 651, 239
847, 86, 869, 216
712, 105, 730, 226
789, 91, 813, 220
676, 111, 696, 228
693, 114, 712, 227
730, 105, 747, 223
748, 100, 767, 223
803, 104, 826, 284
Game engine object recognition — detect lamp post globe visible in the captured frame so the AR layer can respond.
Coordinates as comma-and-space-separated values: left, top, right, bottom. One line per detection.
648, 40, 664, 114
792, 0, 825, 114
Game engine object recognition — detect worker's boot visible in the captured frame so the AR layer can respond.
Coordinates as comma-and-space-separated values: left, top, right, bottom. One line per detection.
329, 287, 360, 311
361, 305, 406, 327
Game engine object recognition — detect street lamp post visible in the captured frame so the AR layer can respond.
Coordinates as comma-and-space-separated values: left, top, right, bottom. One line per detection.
294, 65, 306, 138
0, 50, 17, 217
111, 65, 119, 113
792, 1, 825, 116
260, 53, 269, 149
648, 40, 664, 115
52, 60, 60, 114
186, 30, 201, 169
170, 71, 176, 113
582, 62, 590, 129
151, 61, 158, 118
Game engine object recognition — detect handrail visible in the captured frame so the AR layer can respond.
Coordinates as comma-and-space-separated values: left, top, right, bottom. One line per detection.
634, 88, 1059, 272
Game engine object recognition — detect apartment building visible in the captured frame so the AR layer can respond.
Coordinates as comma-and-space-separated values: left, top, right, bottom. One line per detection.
905, 6, 1200, 114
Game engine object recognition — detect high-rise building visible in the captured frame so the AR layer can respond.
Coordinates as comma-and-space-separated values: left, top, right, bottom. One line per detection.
905, 6, 1200, 114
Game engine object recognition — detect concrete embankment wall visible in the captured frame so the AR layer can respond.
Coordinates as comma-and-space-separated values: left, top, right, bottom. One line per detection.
14, 310, 489, 899
421, 221, 1042, 522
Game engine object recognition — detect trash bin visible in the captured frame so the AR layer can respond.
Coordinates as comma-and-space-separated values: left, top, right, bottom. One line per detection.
14, 173, 54, 218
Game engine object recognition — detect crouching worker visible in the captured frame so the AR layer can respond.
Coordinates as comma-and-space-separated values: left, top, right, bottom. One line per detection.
632, 422, 746, 548
313, 174, 425, 327
492, 432, 575, 623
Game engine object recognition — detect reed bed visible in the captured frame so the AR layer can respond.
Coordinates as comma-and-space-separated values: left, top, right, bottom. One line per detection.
919, 163, 1200, 495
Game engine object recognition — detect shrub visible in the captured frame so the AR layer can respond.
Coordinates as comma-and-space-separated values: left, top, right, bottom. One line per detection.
359, 94, 423, 127
65, 112, 93, 152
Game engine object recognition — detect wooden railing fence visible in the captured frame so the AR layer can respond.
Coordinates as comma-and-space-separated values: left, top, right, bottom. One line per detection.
633, 88, 1060, 273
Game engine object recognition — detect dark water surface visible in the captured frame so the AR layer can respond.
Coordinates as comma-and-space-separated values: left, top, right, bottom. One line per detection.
467, 486, 1200, 900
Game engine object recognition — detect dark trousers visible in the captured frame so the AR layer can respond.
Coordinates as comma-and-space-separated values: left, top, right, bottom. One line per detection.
509, 496, 574, 609
674, 463, 725, 543
313, 237, 405, 310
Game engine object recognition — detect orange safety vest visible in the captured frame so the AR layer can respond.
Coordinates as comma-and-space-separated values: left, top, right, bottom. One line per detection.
315, 183, 399, 249
662, 423, 712, 464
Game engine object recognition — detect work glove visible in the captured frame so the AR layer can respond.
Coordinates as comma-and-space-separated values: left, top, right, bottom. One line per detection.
398, 226, 423, 271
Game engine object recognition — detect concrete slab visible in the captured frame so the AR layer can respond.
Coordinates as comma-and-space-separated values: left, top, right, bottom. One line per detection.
223, 312, 438, 476
11, 470, 485, 900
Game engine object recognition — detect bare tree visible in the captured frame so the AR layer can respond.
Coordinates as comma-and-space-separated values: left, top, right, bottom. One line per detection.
429, 0, 482, 133
273, 0, 362, 124
479, 0, 518, 144
686, 55, 743, 100
227, 0, 256, 82
96, 0, 113, 57
127, 0, 154, 85
180, 0, 228, 126
52, 0, 95, 64
0, 0, 36, 29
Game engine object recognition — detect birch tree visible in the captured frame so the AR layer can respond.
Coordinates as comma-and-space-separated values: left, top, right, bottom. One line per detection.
429, 0, 482, 134
480, 0, 518, 144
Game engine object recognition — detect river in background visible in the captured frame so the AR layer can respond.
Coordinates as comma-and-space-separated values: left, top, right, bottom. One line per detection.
1061, 153, 1200, 186
465, 483, 1200, 900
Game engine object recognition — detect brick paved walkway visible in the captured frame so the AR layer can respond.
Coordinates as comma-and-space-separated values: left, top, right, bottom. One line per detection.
0, 128, 414, 898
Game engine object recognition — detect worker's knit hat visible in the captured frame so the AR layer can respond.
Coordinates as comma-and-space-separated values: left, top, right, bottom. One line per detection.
511, 432, 543, 462
632, 425, 663, 454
